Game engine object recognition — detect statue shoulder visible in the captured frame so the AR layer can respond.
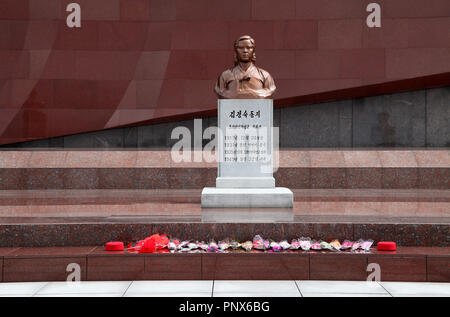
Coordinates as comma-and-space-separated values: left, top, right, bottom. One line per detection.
219, 68, 234, 78
255, 67, 272, 79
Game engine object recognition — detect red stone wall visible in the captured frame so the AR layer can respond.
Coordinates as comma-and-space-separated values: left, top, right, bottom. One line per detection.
0, 0, 449, 144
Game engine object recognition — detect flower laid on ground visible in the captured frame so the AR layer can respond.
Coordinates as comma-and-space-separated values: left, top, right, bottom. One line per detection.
113, 235, 375, 254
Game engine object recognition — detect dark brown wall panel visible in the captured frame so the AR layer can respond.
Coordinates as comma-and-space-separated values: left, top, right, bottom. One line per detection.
0, 0, 449, 144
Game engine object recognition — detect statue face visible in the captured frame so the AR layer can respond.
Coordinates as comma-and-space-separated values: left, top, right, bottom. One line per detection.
235, 39, 255, 63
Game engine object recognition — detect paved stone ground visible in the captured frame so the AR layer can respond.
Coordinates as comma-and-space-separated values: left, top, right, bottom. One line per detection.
0, 280, 449, 297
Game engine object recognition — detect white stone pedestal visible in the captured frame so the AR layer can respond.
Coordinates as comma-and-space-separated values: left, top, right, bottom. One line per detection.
201, 207, 294, 222
201, 99, 293, 208
201, 187, 293, 208
216, 176, 275, 188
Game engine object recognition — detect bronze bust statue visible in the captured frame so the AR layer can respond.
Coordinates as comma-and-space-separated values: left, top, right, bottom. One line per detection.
214, 35, 276, 99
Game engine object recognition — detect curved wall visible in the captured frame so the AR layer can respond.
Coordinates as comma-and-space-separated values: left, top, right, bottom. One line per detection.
0, 0, 449, 145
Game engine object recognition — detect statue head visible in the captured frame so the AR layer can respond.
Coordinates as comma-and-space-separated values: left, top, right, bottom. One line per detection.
233, 35, 256, 66
215, 35, 276, 99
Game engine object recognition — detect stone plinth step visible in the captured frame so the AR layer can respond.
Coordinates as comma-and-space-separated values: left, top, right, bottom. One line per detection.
201, 187, 294, 208
0, 246, 448, 282
0, 150, 448, 189
0, 188, 448, 247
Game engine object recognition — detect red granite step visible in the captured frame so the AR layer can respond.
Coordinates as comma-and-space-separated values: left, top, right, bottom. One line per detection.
0, 188, 448, 217
0, 150, 448, 189
0, 188, 448, 248
0, 246, 448, 283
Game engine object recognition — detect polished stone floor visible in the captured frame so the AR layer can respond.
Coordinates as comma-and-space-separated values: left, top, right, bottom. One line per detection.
0, 280, 449, 297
